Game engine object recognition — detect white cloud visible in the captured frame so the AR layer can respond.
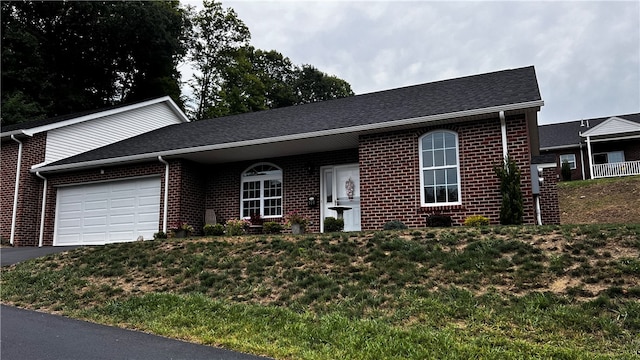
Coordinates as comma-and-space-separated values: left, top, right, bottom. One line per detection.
181, 0, 640, 124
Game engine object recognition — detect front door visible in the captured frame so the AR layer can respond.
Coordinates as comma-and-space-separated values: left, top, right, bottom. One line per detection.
321, 164, 361, 232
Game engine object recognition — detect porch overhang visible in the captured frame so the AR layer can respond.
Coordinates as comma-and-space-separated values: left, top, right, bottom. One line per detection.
31, 101, 543, 174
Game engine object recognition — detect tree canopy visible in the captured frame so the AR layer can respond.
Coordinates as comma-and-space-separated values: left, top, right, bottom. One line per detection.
1, 0, 189, 126
1, 0, 354, 125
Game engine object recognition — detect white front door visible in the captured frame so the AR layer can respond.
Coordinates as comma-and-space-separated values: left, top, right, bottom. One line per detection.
321, 164, 361, 232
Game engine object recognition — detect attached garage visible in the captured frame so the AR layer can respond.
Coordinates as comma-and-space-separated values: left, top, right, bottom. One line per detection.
54, 177, 161, 246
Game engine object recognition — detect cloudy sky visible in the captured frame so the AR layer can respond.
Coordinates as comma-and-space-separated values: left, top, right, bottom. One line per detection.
183, 1, 639, 125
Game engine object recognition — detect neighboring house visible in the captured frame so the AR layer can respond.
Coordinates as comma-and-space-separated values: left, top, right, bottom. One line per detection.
539, 113, 640, 181
3, 66, 560, 247
0, 97, 190, 246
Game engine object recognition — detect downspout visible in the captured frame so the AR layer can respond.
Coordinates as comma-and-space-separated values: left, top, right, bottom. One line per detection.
158, 156, 169, 233
35, 172, 47, 247
499, 111, 508, 162
9, 135, 23, 246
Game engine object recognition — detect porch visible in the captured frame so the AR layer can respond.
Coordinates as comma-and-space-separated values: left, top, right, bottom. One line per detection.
591, 160, 640, 179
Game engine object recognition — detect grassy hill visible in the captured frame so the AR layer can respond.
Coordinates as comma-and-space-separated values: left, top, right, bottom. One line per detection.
558, 175, 640, 224
2, 225, 639, 359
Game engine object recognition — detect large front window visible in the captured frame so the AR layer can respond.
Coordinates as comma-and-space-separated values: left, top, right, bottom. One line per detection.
419, 130, 461, 206
241, 163, 282, 218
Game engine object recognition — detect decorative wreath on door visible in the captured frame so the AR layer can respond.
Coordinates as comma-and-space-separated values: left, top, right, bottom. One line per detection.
345, 177, 355, 200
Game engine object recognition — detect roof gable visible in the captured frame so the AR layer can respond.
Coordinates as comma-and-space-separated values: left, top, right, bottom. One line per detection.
539, 113, 640, 149
580, 116, 640, 137
1, 96, 188, 137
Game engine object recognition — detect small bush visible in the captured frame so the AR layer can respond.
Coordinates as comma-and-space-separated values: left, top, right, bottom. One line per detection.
153, 231, 167, 239
263, 222, 283, 234
426, 214, 452, 227
383, 220, 408, 230
324, 217, 344, 232
226, 219, 249, 236
464, 215, 489, 227
203, 223, 224, 236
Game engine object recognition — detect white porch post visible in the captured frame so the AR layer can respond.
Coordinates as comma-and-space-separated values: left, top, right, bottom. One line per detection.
586, 136, 594, 179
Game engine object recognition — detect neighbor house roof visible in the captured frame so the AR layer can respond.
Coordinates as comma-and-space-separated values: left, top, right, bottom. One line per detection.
35, 66, 543, 173
1, 96, 188, 138
539, 113, 640, 150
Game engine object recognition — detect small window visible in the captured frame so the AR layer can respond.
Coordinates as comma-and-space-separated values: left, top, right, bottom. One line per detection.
559, 154, 576, 170
419, 130, 461, 206
241, 163, 282, 218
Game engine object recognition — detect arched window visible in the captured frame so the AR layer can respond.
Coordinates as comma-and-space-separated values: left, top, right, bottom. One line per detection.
419, 130, 461, 206
241, 163, 282, 218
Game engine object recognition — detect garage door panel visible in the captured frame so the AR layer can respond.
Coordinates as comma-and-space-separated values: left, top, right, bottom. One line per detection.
54, 177, 161, 246
85, 199, 108, 211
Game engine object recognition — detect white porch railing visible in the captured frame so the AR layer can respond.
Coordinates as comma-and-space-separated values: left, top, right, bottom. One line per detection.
591, 160, 640, 179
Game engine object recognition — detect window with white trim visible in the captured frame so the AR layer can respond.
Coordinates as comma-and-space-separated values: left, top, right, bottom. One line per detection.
241, 163, 282, 218
419, 130, 461, 205
559, 154, 576, 170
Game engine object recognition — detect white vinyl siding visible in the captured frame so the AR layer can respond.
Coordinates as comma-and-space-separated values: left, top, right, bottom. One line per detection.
44, 102, 182, 164
54, 177, 161, 246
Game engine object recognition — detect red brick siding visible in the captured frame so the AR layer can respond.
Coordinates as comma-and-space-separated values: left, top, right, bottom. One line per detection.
177, 161, 206, 235
359, 115, 536, 229
0, 134, 47, 246
206, 149, 358, 233
539, 167, 560, 225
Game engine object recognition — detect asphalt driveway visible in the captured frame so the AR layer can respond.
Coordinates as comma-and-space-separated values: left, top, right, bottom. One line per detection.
0, 245, 80, 267
1, 305, 272, 360
1, 247, 273, 360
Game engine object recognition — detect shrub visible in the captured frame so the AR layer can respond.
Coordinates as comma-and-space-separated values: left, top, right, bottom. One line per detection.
494, 155, 524, 225
426, 214, 452, 227
153, 231, 167, 239
464, 215, 490, 227
263, 222, 283, 234
203, 223, 224, 236
383, 220, 408, 230
324, 217, 344, 232
226, 219, 249, 236
561, 160, 572, 181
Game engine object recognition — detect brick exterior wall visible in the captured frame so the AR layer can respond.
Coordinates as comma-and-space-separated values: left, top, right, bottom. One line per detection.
359, 114, 536, 229
206, 149, 359, 233
0, 133, 47, 246
4, 113, 547, 245
539, 167, 560, 225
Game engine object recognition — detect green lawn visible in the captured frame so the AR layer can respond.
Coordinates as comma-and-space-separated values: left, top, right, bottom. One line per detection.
2, 225, 639, 359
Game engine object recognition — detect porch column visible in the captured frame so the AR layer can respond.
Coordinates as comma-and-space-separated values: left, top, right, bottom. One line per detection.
586, 136, 594, 179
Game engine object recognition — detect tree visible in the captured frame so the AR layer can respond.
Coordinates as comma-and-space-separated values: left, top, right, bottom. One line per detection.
187, 0, 250, 120
1, 1, 189, 126
293, 65, 354, 104
494, 155, 524, 225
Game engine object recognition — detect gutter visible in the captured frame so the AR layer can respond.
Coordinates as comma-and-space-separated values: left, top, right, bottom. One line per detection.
9, 135, 24, 246
32, 100, 544, 174
158, 156, 169, 233
34, 172, 48, 247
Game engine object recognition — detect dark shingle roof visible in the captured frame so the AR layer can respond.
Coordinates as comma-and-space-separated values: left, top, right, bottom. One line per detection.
539, 113, 640, 149
45, 66, 542, 168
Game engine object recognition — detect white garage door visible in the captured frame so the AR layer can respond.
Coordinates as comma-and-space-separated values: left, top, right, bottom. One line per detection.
54, 177, 161, 246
